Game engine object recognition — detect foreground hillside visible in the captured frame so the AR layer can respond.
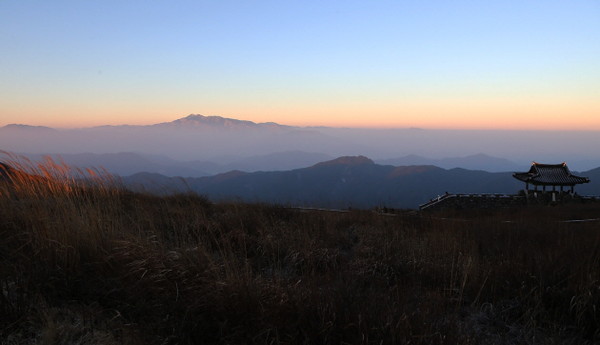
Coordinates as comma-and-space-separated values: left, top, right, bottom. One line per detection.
1, 160, 600, 344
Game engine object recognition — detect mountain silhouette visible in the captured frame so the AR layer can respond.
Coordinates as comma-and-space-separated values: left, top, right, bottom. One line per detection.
313, 155, 374, 167
152, 114, 291, 130
124, 156, 535, 208
377, 153, 523, 172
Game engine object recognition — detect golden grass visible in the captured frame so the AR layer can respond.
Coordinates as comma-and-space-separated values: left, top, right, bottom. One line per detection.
0, 154, 599, 344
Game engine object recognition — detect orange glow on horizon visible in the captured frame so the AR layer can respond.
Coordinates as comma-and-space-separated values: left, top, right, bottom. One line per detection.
2, 95, 599, 131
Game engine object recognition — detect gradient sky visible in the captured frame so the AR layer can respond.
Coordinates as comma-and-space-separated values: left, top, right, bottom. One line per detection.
1, 1, 599, 129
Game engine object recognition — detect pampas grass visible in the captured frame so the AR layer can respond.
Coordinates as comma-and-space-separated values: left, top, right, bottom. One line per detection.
1, 153, 599, 344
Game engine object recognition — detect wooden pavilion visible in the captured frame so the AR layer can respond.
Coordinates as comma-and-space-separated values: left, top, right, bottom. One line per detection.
513, 162, 590, 195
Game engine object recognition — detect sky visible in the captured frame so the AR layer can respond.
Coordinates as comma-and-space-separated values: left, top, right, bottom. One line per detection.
1, 1, 599, 130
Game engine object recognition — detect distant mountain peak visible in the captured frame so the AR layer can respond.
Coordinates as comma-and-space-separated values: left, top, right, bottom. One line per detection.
166, 114, 258, 128
314, 155, 374, 167
155, 114, 292, 130
1, 124, 55, 131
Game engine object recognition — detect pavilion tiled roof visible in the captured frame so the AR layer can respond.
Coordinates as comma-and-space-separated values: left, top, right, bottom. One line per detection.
513, 162, 590, 186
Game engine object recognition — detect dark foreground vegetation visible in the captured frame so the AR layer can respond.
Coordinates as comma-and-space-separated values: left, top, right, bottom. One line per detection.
1, 157, 599, 344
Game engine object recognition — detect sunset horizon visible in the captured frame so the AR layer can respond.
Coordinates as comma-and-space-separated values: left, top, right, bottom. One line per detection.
3, 109, 600, 132
2, 1, 598, 131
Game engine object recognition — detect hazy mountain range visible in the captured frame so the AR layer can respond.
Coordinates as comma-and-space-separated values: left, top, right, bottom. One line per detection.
3, 114, 600, 208
2, 114, 600, 171
10, 151, 530, 178
122, 156, 600, 209
376, 153, 523, 173
15, 151, 334, 177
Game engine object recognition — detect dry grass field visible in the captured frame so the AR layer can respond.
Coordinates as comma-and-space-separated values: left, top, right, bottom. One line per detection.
1, 156, 599, 344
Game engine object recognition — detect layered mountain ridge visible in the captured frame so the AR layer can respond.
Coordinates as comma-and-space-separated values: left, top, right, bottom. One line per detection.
3, 151, 599, 209
123, 155, 600, 209
3, 113, 600, 171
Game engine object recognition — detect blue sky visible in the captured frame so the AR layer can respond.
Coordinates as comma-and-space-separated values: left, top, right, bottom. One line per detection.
1, 1, 599, 128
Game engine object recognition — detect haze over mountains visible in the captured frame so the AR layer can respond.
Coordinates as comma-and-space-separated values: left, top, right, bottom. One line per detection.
2, 114, 600, 208
10, 151, 527, 178
16, 151, 334, 177
2, 114, 600, 172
